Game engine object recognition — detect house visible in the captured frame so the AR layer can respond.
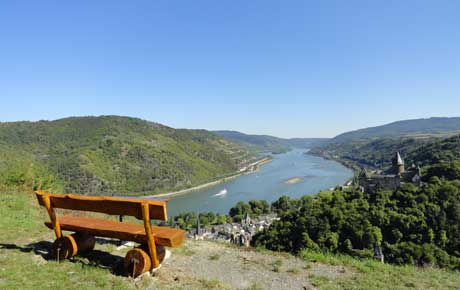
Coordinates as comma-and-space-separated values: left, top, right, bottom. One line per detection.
187, 214, 279, 247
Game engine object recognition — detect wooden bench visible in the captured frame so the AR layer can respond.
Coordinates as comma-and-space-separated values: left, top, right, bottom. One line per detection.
35, 190, 185, 277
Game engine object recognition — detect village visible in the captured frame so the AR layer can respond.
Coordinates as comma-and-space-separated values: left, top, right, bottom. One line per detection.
187, 213, 280, 247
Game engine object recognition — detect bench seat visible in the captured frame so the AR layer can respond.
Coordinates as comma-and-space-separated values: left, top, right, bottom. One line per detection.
45, 215, 185, 248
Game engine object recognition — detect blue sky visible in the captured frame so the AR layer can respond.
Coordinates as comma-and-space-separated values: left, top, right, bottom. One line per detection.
1, 1, 459, 138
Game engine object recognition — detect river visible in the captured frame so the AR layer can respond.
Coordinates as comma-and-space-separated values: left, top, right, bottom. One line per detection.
165, 149, 353, 217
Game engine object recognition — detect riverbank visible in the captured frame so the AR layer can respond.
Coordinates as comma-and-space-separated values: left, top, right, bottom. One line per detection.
147, 156, 273, 198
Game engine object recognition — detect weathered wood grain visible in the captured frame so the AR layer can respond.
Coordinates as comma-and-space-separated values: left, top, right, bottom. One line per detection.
124, 247, 151, 278
44, 215, 185, 247
142, 203, 160, 268
35, 191, 168, 221
36, 190, 184, 276
41, 195, 62, 238
51, 233, 96, 260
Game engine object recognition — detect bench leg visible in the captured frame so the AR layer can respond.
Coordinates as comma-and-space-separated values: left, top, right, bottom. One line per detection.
52, 232, 96, 260
141, 203, 160, 269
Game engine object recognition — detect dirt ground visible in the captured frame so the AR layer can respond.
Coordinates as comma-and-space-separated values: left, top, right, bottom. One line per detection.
145, 240, 351, 290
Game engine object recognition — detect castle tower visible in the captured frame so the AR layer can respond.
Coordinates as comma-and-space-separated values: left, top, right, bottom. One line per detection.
392, 152, 405, 174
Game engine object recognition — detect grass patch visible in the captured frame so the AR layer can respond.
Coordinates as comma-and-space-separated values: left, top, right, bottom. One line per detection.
0, 190, 135, 290
0, 190, 48, 243
0, 250, 133, 290
244, 283, 265, 290
209, 253, 221, 261
254, 246, 272, 255
173, 245, 195, 256
271, 259, 283, 272
303, 263, 312, 270
300, 249, 460, 290
199, 278, 228, 289
309, 275, 334, 289
286, 267, 300, 274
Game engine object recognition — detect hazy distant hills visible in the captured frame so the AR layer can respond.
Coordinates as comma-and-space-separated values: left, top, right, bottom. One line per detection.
214, 130, 327, 153
216, 116, 460, 154
0, 116, 256, 195
329, 117, 460, 144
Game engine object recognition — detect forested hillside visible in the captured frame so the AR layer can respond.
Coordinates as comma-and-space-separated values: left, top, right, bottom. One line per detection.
254, 178, 460, 270
0, 116, 255, 195
328, 117, 460, 143
311, 135, 460, 171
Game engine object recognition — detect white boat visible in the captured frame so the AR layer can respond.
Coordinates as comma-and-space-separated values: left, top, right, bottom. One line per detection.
213, 188, 228, 197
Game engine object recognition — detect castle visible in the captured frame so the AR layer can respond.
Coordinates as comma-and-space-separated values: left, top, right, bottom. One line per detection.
358, 152, 421, 192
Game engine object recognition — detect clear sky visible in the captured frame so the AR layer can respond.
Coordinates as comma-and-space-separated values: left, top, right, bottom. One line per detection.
1, 1, 459, 138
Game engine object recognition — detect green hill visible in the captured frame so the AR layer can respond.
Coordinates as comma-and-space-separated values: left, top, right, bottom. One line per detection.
329, 117, 460, 144
0, 116, 256, 195
214, 130, 327, 154
410, 135, 460, 165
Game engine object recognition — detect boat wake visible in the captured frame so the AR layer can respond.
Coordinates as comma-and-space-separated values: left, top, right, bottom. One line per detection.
212, 189, 228, 197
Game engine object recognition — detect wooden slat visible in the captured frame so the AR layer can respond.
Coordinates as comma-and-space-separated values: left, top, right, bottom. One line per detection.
35, 191, 167, 221
45, 215, 185, 248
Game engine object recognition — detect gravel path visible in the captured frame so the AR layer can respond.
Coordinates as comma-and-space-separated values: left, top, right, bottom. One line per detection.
148, 240, 351, 290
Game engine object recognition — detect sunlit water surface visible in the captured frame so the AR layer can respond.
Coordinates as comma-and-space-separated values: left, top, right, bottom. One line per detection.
162, 149, 353, 216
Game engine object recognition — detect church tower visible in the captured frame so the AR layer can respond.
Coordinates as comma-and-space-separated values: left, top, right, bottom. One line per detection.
392, 152, 405, 175
196, 214, 201, 236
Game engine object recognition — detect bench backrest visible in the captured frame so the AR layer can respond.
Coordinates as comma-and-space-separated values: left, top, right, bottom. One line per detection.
35, 191, 168, 221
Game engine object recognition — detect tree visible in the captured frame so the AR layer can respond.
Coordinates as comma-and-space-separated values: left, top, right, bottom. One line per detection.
271, 196, 295, 214
253, 177, 460, 270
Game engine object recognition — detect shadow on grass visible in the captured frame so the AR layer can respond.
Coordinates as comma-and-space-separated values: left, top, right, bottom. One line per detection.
0, 241, 126, 276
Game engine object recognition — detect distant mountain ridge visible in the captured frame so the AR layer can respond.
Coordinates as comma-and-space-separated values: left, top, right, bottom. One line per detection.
214, 130, 327, 153
329, 117, 460, 143
0, 116, 257, 195
310, 117, 460, 171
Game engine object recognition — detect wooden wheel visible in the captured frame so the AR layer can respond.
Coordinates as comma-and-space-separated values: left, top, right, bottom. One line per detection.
51, 232, 96, 260
124, 247, 151, 278
138, 244, 166, 265
52, 235, 77, 260
124, 244, 166, 277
